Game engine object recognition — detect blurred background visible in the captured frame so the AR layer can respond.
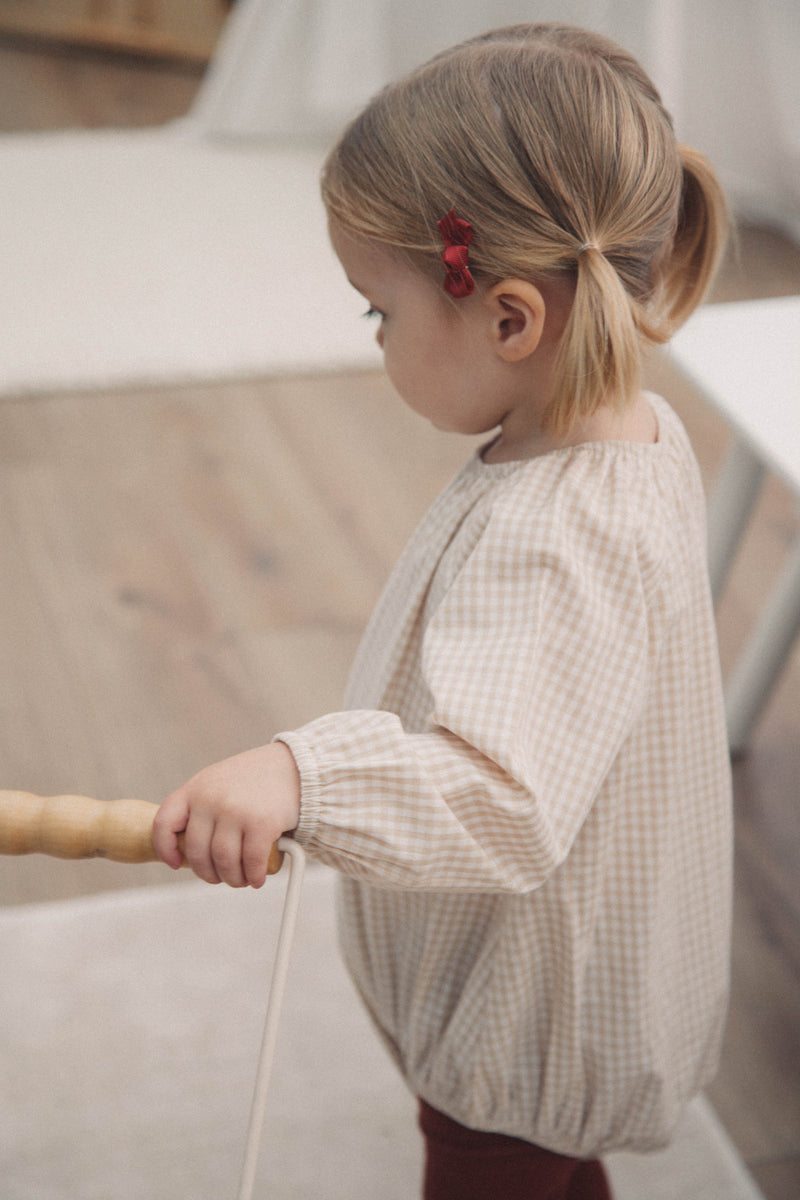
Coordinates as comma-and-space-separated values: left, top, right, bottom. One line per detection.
0, 3, 797, 1198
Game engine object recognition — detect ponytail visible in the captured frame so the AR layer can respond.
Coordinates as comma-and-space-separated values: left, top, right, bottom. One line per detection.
548, 145, 728, 435
548, 246, 641, 435
661, 145, 730, 331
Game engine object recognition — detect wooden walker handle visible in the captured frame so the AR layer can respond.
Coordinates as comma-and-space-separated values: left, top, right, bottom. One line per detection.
0, 790, 284, 875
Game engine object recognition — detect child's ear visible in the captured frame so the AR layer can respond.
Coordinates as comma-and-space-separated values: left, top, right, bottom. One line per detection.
484, 280, 546, 362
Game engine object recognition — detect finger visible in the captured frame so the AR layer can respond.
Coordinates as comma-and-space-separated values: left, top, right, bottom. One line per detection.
183, 814, 222, 886
242, 827, 276, 889
210, 822, 248, 889
152, 792, 190, 870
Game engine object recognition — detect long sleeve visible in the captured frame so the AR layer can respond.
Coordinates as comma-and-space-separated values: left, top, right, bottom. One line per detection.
279, 459, 655, 890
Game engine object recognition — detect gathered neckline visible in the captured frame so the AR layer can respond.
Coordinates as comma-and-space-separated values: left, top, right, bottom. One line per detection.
473, 391, 669, 473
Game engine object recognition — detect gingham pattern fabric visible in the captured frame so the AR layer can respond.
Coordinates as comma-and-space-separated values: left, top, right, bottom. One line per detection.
279, 394, 732, 1157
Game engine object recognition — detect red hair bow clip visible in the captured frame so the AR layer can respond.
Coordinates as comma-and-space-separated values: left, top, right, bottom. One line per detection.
437, 209, 475, 298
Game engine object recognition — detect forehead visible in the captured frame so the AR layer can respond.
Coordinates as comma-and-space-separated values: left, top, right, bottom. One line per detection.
327, 218, 457, 318
327, 220, 398, 288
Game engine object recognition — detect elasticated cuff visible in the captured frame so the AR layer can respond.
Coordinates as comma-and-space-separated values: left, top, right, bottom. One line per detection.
272, 730, 324, 847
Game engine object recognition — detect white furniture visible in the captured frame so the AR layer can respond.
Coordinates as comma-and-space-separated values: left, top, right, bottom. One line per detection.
670, 296, 800, 753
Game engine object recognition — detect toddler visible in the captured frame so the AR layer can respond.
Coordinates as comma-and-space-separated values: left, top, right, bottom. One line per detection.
154, 24, 733, 1199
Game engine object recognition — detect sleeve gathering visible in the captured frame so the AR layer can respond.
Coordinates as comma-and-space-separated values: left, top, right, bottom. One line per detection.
277, 468, 653, 892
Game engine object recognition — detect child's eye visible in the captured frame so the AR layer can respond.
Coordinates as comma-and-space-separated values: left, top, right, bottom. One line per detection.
363, 306, 385, 321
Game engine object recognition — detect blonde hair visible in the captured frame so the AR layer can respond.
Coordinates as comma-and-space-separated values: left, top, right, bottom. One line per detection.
322, 24, 729, 433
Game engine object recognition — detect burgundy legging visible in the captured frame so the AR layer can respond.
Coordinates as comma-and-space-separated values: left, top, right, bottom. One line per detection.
419, 1101, 614, 1200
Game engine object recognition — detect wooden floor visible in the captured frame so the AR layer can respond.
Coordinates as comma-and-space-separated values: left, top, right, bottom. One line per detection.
0, 32, 798, 1200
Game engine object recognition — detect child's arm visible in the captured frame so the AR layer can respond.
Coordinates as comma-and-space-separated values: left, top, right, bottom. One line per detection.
152, 742, 301, 888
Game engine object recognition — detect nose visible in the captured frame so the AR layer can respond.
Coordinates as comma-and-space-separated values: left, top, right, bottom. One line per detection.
375, 328, 384, 349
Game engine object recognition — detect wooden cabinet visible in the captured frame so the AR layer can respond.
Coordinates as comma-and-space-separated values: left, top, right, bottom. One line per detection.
0, 0, 231, 63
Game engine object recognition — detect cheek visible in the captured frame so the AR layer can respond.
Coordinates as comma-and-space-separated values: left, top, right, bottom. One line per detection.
382, 345, 425, 409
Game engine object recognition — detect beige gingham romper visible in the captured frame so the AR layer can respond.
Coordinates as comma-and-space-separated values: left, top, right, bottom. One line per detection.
280, 393, 733, 1157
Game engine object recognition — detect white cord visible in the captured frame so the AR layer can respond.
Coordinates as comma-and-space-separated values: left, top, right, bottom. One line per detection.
236, 838, 306, 1200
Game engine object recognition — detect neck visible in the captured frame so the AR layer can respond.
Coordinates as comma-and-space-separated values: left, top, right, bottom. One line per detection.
484, 392, 657, 463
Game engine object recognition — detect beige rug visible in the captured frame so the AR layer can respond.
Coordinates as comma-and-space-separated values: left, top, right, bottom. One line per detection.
1, 867, 763, 1200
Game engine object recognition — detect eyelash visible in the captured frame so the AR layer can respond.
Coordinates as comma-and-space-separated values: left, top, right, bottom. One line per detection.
363, 306, 385, 320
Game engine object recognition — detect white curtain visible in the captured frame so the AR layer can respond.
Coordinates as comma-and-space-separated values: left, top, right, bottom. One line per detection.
188, 0, 800, 238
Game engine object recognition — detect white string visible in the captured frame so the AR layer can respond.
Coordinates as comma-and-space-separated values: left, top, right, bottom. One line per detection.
236, 838, 306, 1200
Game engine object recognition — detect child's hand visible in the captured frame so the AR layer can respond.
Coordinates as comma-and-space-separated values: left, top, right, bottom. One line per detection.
152, 743, 301, 888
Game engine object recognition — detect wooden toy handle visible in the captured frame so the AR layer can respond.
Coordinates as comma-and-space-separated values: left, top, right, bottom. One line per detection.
0, 790, 284, 875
